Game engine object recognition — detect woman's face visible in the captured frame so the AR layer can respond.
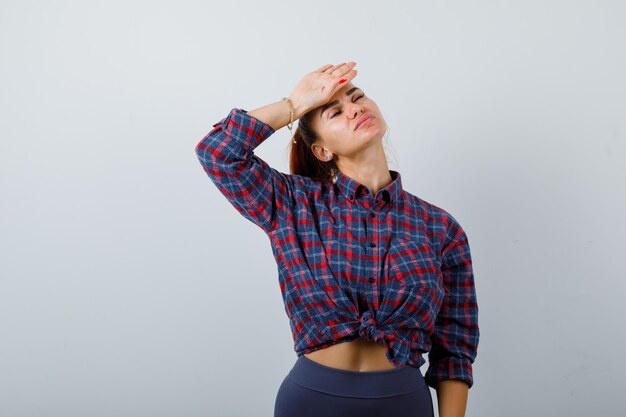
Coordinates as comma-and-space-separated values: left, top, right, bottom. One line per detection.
309, 82, 386, 162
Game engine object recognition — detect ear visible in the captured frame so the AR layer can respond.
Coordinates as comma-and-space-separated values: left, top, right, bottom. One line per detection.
311, 143, 333, 162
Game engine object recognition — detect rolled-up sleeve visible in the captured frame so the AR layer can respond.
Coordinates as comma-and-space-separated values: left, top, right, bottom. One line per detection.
425, 214, 480, 389
195, 108, 296, 234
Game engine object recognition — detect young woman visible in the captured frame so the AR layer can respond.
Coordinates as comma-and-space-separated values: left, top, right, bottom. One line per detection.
195, 62, 480, 417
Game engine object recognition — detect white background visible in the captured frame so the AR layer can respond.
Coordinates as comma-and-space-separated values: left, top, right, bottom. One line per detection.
1, 1, 625, 416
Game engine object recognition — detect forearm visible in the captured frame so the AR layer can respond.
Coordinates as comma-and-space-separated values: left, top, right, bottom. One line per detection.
435, 380, 469, 417
247, 99, 308, 132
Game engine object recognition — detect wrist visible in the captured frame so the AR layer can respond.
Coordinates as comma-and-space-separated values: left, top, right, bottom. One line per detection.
293, 103, 308, 120
287, 96, 309, 120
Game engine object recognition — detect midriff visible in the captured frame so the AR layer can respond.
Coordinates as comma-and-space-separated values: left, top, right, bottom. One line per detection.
303, 337, 397, 372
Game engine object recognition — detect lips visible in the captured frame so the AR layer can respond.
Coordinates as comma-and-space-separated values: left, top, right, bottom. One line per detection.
355, 113, 374, 130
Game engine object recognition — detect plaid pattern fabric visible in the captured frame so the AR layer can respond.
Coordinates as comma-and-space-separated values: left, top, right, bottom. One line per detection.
195, 108, 480, 389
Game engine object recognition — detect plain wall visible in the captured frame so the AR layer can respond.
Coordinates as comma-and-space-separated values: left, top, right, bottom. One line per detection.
1, 1, 625, 416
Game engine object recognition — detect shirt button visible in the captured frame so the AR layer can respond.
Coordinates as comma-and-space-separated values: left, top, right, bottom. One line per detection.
369, 212, 375, 218
369, 242, 376, 247
369, 277, 375, 283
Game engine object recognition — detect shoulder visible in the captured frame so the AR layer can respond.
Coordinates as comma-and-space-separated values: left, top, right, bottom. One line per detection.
402, 190, 457, 227
286, 172, 326, 192
402, 191, 466, 249
283, 172, 336, 199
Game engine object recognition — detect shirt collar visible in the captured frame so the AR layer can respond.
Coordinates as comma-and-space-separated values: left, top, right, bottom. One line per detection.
333, 169, 403, 205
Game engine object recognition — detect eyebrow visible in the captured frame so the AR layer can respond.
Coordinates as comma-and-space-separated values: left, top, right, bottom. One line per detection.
320, 87, 361, 118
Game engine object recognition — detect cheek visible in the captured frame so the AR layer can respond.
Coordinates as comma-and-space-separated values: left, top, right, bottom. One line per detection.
324, 124, 346, 140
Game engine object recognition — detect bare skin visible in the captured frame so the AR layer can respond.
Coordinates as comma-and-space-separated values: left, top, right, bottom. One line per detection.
247, 62, 470, 416
304, 338, 397, 371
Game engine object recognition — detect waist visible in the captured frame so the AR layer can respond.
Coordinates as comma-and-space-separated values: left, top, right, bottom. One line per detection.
289, 354, 425, 398
303, 338, 396, 371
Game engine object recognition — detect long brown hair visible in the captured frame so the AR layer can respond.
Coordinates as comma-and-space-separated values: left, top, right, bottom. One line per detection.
288, 109, 339, 183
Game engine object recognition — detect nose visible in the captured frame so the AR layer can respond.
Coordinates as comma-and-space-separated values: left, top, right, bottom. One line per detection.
349, 102, 365, 119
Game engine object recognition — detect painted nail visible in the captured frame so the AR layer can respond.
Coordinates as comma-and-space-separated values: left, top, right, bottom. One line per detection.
339, 79, 347, 84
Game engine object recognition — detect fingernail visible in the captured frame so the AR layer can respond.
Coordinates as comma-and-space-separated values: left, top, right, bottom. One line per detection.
339, 79, 347, 84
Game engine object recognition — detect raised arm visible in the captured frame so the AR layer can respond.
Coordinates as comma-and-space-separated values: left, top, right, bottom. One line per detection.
195, 107, 294, 234
194, 62, 358, 234
246, 98, 308, 131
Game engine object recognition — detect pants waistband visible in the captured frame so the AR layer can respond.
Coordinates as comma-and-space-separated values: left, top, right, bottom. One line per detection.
288, 354, 427, 398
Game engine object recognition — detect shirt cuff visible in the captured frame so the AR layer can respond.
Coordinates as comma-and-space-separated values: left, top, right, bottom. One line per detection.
424, 356, 474, 389
212, 108, 276, 157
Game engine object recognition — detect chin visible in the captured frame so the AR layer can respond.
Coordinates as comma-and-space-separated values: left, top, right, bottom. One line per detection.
364, 124, 385, 138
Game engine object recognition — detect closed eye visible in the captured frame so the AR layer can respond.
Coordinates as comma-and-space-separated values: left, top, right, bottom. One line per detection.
330, 95, 364, 118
